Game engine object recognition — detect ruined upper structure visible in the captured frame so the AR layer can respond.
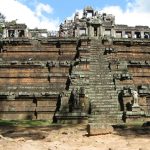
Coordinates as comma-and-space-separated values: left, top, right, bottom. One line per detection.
59, 6, 150, 39
2, 21, 27, 38
1, 6, 150, 40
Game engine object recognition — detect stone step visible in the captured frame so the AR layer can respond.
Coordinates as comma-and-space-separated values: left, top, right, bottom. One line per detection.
91, 111, 119, 116
90, 67, 110, 70
93, 78, 113, 81
89, 115, 119, 120
89, 88, 117, 96
90, 55, 107, 58
90, 63, 109, 66
89, 96, 117, 99
89, 95, 117, 99
91, 107, 118, 111
89, 97, 117, 101
90, 71, 113, 78
89, 74, 112, 77
90, 75, 113, 79
91, 102, 118, 106
89, 118, 118, 123
90, 88, 117, 92
88, 92, 116, 95
88, 118, 119, 124
90, 96, 118, 99
88, 89, 116, 93
91, 105, 118, 108
90, 80, 113, 84
91, 110, 119, 114
91, 65, 111, 69
90, 96, 118, 100
90, 77, 112, 80
89, 114, 119, 119
91, 108, 118, 112
90, 110, 120, 115
90, 82, 114, 85
89, 48, 99, 50
90, 100, 118, 104
90, 62, 108, 65
89, 93, 117, 97
90, 66, 110, 69
90, 84, 115, 88
88, 93, 117, 97
90, 70, 110, 73
91, 97, 117, 100
91, 105, 118, 109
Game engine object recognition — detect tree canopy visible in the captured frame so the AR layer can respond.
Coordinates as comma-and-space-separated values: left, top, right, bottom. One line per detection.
0, 13, 5, 23
0, 13, 5, 35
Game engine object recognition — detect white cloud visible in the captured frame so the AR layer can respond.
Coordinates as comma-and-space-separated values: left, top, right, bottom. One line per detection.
35, 3, 53, 17
67, 9, 83, 20
0, 0, 59, 31
100, 0, 150, 26
127, 0, 150, 13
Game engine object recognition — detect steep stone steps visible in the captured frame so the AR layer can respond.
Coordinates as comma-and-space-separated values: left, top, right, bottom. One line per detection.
88, 39, 121, 126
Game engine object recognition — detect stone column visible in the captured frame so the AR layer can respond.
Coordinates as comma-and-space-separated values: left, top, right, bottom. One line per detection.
131, 31, 135, 38
122, 31, 125, 38
25, 29, 28, 38
140, 31, 144, 39
101, 26, 105, 37
88, 25, 93, 37
15, 30, 18, 38
2, 29, 7, 38
91, 26, 94, 37
76, 27, 79, 37
85, 27, 88, 36
97, 26, 100, 37
111, 28, 115, 37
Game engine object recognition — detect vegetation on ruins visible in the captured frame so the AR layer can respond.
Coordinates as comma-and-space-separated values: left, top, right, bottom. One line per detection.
0, 12, 5, 36
0, 120, 52, 127
0, 13, 5, 23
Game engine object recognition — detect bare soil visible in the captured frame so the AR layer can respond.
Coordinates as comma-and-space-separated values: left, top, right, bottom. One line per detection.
0, 124, 149, 150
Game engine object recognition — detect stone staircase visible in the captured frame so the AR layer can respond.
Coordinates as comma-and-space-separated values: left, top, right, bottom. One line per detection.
88, 39, 121, 133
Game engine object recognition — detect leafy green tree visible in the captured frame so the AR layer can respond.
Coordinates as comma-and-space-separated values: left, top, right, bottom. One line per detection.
0, 13, 5, 23
0, 13, 5, 36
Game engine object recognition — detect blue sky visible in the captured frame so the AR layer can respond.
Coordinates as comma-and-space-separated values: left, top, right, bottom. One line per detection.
0, 0, 150, 30
19, 0, 127, 21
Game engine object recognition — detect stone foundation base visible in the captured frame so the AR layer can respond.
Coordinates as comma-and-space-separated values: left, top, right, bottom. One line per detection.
55, 112, 88, 124
87, 123, 114, 135
132, 105, 141, 112
126, 111, 150, 123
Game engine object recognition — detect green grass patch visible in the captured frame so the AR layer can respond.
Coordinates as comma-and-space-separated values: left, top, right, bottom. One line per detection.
115, 121, 145, 129
0, 120, 53, 127
126, 121, 144, 127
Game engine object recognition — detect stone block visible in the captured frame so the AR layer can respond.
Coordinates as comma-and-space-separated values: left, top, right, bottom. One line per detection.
87, 123, 114, 135
132, 105, 141, 112
55, 112, 88, 124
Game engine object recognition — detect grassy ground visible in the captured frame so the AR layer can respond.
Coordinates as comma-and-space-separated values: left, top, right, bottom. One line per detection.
0, 120, 148, 128
0, 120, 53, 127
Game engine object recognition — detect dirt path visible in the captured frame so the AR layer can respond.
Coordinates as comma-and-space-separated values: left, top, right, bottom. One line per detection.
0, 125, 149, 150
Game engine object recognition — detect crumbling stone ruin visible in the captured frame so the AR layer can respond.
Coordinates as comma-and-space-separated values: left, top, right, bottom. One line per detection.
0, 6, 150, 134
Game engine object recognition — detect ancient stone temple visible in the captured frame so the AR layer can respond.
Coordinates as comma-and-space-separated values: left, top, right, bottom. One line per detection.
0, 6, 150, 134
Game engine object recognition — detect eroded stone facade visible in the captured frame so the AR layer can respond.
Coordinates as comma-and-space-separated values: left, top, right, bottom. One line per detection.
0, 7, 149, 131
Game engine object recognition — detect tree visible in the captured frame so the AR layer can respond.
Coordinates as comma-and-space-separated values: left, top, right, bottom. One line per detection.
0, 13, 5, 36
0, 13, 5, 23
